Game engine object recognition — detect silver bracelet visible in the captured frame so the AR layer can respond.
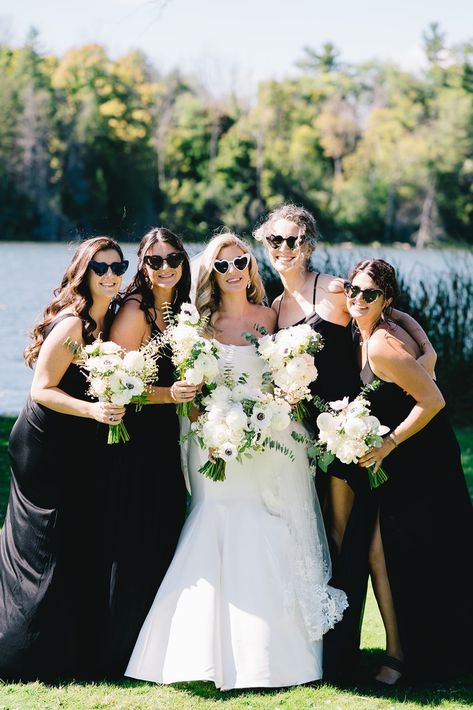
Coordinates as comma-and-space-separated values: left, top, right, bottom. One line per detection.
388, 432, 399, 447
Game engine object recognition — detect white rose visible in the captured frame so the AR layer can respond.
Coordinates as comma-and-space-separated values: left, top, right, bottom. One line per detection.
226, 405, 247, 432
185, 365, 204, 385
203, 420, 229, 447
317, 412, 341, 434
110, 391, 131, 406
122, 350, 146, 372
89, 377, 107, 396
100, 341, 122, 355
344, 417, 369, 438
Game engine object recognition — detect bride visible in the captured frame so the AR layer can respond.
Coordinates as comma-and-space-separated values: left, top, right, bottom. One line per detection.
125, 233, 347, 690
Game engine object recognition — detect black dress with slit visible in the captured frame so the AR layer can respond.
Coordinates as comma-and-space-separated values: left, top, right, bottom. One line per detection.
277, 274, 376, 681
103, 312, 187, 677
361, 353, 473, 679
0, 314, 109, 681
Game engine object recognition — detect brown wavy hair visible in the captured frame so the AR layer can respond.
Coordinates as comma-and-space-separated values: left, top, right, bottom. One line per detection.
24, 236, 124, 367
122, 227, 191, 323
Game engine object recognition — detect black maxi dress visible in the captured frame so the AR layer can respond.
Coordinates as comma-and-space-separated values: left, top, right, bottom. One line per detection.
361, 354, 473, 679
0, 314, 109, 681
278, 273, 377, 681
103, 315, 187, 677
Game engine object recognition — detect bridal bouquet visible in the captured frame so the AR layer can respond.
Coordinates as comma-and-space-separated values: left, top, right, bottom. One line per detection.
189, 375, 293, 482
246, 324, 324, 421
66, 337, 160, 444
161, 302, 220, 416
311, 386, 390, 489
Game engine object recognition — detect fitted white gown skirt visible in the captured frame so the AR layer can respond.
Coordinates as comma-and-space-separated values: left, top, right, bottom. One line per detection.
125, 345, 347, 690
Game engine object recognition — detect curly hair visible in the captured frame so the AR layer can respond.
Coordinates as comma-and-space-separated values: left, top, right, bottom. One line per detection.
122, 227, 191, 323
195, 232, 266, 328
253, 202, 320, 250
24, 236, 123, 368
348, 259, 399, 303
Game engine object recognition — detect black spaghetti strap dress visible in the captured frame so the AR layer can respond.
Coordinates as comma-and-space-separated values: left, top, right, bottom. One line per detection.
103, 314, 187, 677
277, 275, 376, 681
0, 314, 109, 681
361, 351, 473, 679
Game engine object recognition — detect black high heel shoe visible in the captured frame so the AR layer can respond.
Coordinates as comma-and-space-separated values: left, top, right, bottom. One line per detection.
375, 654, 404, 687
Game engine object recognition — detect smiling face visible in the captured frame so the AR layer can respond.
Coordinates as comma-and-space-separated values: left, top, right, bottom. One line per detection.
144, 239, 183, 293
88, 248, 124, 301
264, 218, 311, 274
213, 244, 250, 296
347, 271, 389, 324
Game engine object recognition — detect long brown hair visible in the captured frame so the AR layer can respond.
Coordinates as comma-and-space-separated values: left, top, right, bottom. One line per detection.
24, 236, 124, 367
122, 227, 191, 323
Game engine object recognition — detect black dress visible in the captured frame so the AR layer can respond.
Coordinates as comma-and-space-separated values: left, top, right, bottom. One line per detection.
278, 274, 376, 680
103, 314, 187, 677
361, 353, 473, 679
0, 314, 109, 681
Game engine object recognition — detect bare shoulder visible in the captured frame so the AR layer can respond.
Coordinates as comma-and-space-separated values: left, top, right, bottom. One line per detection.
369, 324, 416, 362
49, 313, 84, 342
271, 293, 283, 312
253, 304, 277, 331
115, 295, 147, 322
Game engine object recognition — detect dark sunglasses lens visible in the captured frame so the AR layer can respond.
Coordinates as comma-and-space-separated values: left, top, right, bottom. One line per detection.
145, 255, 163, 270
110, 260, 129, 276
89, 261, 107, 276
233, 255, 249, 271
166, 253, 184, 268
267, 236, 283, 248
214, 260, 229, 274
286, 237, 299, 249
363, 289, 380, 303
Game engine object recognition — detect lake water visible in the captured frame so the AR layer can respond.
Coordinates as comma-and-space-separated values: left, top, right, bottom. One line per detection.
1, 241, 472, 415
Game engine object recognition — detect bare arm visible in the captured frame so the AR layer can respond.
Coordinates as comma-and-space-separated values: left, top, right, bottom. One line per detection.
391, 309, 437, 377
30, 317, 125, 424
359, 331, 445, 470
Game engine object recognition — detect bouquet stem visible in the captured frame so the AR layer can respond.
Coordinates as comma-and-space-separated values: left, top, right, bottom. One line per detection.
367, 464, 389, 490
176, 400, 193, 417
107, 422, 130, 445
199, 458, 227, 482
291, 401, 308, 422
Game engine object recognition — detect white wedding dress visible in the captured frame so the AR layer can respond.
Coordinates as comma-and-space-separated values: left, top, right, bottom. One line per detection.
125, 344, 347, 690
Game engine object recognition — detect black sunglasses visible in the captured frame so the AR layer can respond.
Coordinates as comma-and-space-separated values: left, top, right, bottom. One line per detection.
266, 234, 303, 250
144, 253, 185, 270
213, 253, 250, 275
89, 260, 129, 276
343, 281, 383, 304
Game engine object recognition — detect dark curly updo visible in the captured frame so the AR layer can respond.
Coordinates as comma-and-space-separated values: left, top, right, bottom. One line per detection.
348, 259, 399, 304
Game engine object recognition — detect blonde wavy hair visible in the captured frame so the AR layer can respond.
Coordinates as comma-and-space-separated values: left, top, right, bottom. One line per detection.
195, 233, 266, 328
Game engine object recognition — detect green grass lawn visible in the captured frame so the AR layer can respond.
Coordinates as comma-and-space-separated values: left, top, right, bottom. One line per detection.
0, 415, 472, 709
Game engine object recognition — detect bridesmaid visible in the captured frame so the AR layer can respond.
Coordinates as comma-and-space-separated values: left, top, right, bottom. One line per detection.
106, 227, 197, 676
254, 203, 437, 681
0, 237, 127, 681
347, 258, 473, 683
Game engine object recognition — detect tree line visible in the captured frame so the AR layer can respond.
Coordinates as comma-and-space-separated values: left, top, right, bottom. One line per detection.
1, 24, 472, 244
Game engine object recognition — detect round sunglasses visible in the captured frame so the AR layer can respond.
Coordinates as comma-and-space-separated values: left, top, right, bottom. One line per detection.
144, 253, 185, 270
89, 260, 129, 276
213, 253, 250, 275
265, 234, 303, 250
343, 281, 383, 304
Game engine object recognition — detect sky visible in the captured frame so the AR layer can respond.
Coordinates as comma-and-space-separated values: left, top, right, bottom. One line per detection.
2, 0, 472, 94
